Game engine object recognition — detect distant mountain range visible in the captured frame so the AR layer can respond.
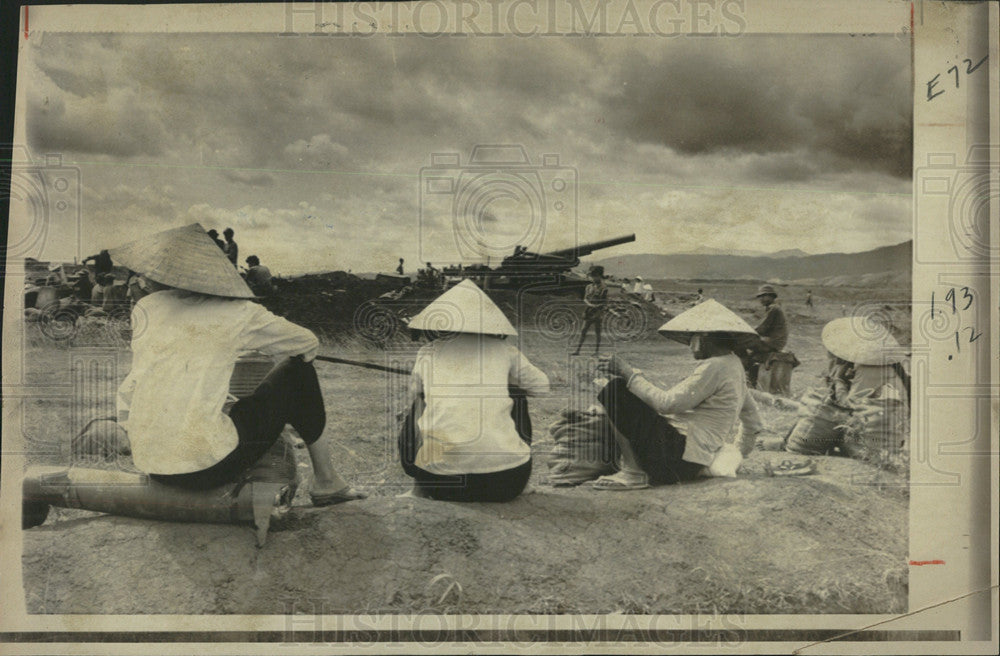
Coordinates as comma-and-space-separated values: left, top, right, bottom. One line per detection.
592, 240, 911, 284
683, 246, 812, 259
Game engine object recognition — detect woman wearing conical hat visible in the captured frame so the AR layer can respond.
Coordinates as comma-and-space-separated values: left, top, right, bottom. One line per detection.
820, 317, 909, 405
594, 299, 766, 489
399, 280, 550, 502
110, 223, 363, 505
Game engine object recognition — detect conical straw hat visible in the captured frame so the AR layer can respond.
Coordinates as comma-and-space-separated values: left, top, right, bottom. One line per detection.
821, 317, 905, 365
109, 223, 254, 299
658, 299, 757, 344
408, 279, 517, 336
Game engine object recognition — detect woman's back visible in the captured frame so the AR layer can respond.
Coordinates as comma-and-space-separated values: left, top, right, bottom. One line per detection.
412, 333, 548, 475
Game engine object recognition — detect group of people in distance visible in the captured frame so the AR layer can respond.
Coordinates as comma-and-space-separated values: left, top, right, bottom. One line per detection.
205, 226, 274, 296
77, 223, 904, 512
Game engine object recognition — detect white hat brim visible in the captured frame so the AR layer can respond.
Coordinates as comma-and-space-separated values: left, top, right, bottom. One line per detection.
109, 223, 254, 299
409, 279, 517, 336
657, 299, 758, 344
821, 317, 905, 365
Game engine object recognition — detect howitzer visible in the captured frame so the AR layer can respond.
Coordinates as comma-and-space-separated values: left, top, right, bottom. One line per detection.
440, 234, 636, 289
540, 234, 637, 262
500, 233, 636, 269
493, 234, 636, 288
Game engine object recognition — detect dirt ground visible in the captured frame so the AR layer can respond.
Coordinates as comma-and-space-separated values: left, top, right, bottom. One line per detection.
18, 281, 911, 615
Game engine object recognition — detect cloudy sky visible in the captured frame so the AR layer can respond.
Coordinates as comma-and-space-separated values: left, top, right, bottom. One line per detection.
15, 31, 912, 275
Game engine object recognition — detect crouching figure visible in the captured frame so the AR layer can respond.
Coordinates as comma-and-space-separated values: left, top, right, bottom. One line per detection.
594, 299, 765, 489
398, 280, 549, 502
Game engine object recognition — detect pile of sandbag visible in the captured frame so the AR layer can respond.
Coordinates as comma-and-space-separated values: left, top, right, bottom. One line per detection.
783, 389, 909, 471
545, 406, 620, 486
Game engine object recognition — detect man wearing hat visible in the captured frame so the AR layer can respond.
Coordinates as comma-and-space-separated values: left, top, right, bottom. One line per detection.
744, 283, 788, 387
573, 265, 609, 356
110, 223, 362, 505
595, 299, 765, 489
399, 280, 550, 502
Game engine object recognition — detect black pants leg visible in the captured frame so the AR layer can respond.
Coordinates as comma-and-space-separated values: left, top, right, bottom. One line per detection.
576, 316, 602, 351
151, 357, 325, 490
597, 378, 704, 485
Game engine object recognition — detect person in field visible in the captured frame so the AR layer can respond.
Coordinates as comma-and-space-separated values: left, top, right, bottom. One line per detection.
244, 255, 274, 297
821, 317, 909, 406
206, 228, 226, 251
594, 300, 765, 489
398, 280, 549, 502
223, 227, 239, 267
742, 284, 789, 387
573, 265, 609, 355
112, 223, 362, 505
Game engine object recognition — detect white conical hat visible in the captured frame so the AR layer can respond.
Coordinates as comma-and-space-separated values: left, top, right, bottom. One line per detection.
821, 317, 905, 365
408, 279, 517, 336
109, 223, 254, 299
657, 299, 757, 344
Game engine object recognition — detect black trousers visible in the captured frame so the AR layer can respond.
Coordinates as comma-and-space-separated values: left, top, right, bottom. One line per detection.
576, 310, 603, 349
398, 387, 533, 502
597, 378, 704, 485
151, 357, 326, 490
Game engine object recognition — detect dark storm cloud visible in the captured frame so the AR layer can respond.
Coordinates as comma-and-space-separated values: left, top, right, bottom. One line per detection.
22, 31, 912, 269
26, 93, 166, 158
603, 36, 912, 178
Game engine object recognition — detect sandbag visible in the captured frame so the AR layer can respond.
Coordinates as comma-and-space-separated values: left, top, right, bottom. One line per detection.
23, 438, 299, 547
546, 407, 620, 486
785, 389, 850, 456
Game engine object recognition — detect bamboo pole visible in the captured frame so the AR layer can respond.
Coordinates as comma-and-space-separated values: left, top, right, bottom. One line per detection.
313, 354, 410, 375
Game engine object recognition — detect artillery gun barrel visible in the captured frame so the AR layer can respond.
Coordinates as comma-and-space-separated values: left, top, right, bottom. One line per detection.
543, 234, 636, 259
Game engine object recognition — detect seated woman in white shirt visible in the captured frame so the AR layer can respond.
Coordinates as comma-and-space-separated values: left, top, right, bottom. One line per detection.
111, 223, 362, 505
398, 280, 549, 502
595, 300, 765, 489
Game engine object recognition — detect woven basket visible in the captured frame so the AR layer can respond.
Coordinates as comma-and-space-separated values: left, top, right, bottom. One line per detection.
228, 353, 276, 399
786, 390, 850, 455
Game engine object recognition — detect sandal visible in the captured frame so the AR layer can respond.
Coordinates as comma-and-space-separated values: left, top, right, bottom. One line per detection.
310, 487, 367, 507
592, 472, 650, 491
766, 458, 816, 477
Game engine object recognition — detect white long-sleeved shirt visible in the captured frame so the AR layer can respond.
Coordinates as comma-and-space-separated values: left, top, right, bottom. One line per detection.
410, 334, 550, 475
117, 289, 318, 474
627, 353, 764, 466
